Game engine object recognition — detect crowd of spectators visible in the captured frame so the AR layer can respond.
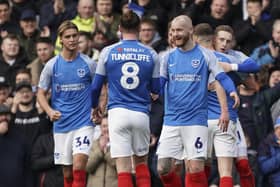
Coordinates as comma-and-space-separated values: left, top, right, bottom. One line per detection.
0, 0, 280, 186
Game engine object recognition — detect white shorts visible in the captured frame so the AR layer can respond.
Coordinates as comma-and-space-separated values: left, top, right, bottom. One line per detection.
108, 108, 150, 158
236, 119, 247, 157
157, 125, 208, 160
54, 126, 95, 165
207, 119, 237, 158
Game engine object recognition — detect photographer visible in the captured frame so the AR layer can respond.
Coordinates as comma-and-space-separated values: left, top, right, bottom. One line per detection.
251, 19, 280, 66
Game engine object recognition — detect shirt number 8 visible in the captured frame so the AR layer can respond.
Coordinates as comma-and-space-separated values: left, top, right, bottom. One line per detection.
120, 62, 140, 89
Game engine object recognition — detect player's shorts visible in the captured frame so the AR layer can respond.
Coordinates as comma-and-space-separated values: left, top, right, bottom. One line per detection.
236, 119, 248, 157
207, 119, 237, 158
157, 125, 208, 160
108, 107, 150, 158
54, 125, 95, 165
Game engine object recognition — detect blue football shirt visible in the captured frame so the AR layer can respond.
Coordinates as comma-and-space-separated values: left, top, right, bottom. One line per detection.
38, 53, 96, 133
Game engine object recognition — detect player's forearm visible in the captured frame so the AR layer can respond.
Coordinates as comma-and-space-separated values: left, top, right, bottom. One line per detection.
91, 74, 105, 108
215, 72, 236, 95
37, 88, 52, 115
237, 58, 260, 73
214, 81, 228, 113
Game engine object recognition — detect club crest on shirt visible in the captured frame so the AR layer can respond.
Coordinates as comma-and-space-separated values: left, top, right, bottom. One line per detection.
77, 69, 86, 77
191, 59, 200, 68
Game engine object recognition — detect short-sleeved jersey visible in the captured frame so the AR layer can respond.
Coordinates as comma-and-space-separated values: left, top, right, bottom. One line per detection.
160, 45, 223, 126
95, 40, 160, 114
208, 52, 241, 122
38, 53, 96, 133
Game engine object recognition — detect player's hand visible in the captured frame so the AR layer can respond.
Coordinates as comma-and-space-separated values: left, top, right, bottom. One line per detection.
91, 107, 102, 124
150, 93, 159, 101
149, 134, 158, 147
218, 110, 229, 132
230, 92, 240, 109
48, 109, 61, 121
218, 62, 232, 72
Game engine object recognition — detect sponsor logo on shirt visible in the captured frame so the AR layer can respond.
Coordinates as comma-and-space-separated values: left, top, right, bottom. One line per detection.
170, 74, 201, 82
55, 83, 86, 92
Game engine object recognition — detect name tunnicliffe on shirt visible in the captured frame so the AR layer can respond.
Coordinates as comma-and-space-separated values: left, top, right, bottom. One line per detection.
111, 53, 151, 62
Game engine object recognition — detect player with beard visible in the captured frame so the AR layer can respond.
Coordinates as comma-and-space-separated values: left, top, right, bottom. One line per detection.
156, 15, 239, 187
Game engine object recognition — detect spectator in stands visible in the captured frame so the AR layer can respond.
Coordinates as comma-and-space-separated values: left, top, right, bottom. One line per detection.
39, 0, 76, 41
15, 69, 32, 85
78, 31, 100, 62
139, 18, 167, 53
31, 129, 64, 187
0, 81, 11, 106
194, 0, 241, 28
0, 0, 20, 38
72, 0, 95, 33
270, 66, 280, 124
18, 9, 42, 61
250, 19, 280, 66
258, 116, 280, 187
135, 0, 167, 37
11, 81, 51, 149
86, 114, 118, 187
10, 0, 36, 22
0, 34, 29, 87
27, 37, 55, 86
91, 29, 109, 51
0, 104, 34, 187
234, 0, 271, 55
94, 0, 120, 43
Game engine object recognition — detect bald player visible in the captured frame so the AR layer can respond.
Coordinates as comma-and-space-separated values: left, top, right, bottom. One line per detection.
157, 15, 238, 187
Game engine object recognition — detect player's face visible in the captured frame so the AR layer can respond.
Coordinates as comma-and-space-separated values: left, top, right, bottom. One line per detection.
214, 30, 232, 53
61, 29, 79, 52
171, 20, 191, 48
36, 43, 54, 63
0, 113, 10, 135
269, 70, 280, 88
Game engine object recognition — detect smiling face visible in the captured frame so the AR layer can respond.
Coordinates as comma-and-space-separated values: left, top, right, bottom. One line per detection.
171, 17, 193, 48
210, 0, 228, 19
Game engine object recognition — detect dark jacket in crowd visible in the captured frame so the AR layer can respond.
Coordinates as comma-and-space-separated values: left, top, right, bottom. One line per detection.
0, 126, 33, 187
31, 133, 63, 187
258, 133, 280, 187
252, 83, 280, 145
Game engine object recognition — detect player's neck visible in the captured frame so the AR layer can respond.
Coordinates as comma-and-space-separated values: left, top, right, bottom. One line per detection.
61, 50, 78, 61
181, 39, 195, 51
122, 33, 138, 41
